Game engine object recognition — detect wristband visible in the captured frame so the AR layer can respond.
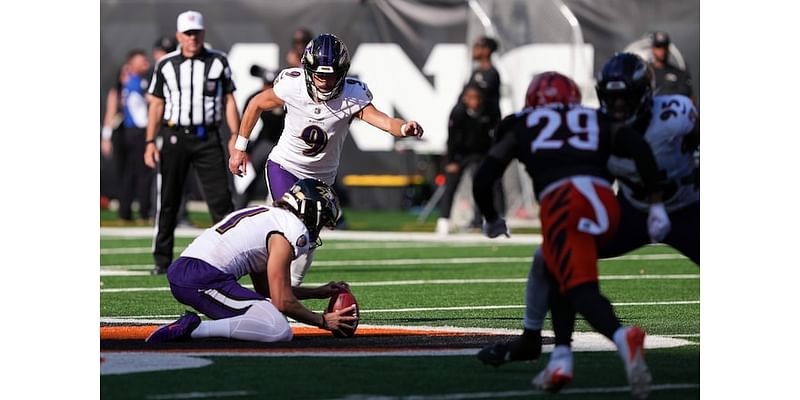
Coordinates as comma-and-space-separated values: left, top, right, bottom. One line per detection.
101, 126, 113, 140
400, 123, 408, 137
234, 135, 249, 151
145, 139, 155, 145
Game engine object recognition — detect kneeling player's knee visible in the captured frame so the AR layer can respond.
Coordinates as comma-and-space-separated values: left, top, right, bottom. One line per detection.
275, 317, 293, 342
235, 301, 294, 342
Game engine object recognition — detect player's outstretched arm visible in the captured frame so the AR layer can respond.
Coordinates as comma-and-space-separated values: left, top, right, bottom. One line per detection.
229, 88, 285, 176
357, 104, 424, 139
266, 235, 355, 331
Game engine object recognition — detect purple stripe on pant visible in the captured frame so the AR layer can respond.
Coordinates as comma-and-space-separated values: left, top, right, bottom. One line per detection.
166, 257, 265, 320
266, 160, 300, 203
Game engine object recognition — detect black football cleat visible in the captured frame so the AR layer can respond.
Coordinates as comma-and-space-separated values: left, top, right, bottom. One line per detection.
151, 265, 168, 275
478, 336, 542, 367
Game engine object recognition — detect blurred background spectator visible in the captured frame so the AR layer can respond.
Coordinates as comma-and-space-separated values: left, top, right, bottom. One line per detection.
286, 27, 313, 68
648, 31, 694, 100
114, 49, 153, 222
437, 83, 502, 235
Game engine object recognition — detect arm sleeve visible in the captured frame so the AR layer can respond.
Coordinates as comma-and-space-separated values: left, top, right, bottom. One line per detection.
682, 117, 700, 153
447, 106, 464, 163
472, 117, 518, 221
683, 68, 694, 97
473, 156, 507, 222
611, 126, 664, 198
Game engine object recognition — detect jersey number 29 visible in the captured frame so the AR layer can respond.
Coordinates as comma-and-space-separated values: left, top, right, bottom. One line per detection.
527, 108, 599, 153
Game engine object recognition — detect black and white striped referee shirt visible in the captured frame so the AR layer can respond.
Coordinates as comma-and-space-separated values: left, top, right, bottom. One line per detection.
147, 47, 236, 127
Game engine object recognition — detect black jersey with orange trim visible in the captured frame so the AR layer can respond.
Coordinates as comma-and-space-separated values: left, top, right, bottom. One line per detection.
474, 104, 663, 222
487, 104, 618, 199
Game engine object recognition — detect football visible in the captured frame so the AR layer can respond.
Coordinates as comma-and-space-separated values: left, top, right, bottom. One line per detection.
326, 289, 359, 338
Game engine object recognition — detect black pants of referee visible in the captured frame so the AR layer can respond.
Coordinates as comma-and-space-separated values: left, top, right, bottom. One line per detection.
113, 126, 153, 220
153, 126, 233, 271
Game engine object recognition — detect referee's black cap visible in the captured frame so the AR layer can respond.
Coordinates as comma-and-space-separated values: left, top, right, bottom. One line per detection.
650, 31, 670, 47
154, 35, 177, 53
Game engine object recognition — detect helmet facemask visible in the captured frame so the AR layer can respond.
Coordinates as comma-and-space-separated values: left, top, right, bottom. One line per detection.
274, 179, 342, 248
597, 81, 651, 123
595, 53, 654, 123
302, 34, 351, 102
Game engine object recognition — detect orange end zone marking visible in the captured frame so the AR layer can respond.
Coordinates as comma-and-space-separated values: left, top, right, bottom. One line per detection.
101, 325, 473, 340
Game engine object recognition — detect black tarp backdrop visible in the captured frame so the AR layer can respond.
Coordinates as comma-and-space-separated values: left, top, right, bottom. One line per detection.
100, 0, 698, 210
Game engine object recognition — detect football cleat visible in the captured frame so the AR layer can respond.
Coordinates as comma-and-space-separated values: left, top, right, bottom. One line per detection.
477, 336, 542, 367
615, 326, 652, 400
532, 347, 574, 393
145, 311, 201, 343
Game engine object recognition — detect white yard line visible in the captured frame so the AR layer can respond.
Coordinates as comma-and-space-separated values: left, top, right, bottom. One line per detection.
101, 247, 172, 255
359, 301, 699, 313
100, 253, 688, 271
101, 228, 545, 244
100, 274, 699, 290
100, 241, 538, 254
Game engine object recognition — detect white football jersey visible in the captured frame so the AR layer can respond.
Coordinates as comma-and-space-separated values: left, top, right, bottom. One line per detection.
607, 95, 699, 212
180, 206, 311, 279
268, 67, 373, 185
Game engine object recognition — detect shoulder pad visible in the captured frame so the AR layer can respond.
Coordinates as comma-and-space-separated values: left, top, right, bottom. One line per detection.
344, 77, 372, 101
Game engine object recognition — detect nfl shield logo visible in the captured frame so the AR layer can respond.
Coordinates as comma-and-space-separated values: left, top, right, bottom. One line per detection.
206, 81, 217, 92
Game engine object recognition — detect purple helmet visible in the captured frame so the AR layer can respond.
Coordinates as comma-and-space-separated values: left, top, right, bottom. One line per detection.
302, 33, 351, 101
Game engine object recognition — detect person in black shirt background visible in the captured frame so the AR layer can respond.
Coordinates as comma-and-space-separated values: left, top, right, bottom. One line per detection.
468, 36, 501, 122
436, 83, 503, 235
649, 31, 694, 101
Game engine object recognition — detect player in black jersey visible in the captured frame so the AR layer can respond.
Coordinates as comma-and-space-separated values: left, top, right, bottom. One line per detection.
478, 55, 699, 385
473, 71, 668, 398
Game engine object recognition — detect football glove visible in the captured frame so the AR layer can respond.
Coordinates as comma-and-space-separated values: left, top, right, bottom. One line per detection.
647, 203, 671, 243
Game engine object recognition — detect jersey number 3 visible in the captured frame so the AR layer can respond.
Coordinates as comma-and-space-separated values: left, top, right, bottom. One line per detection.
527, 108, 599, 153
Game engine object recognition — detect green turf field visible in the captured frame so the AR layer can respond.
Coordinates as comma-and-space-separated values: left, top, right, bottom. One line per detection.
100, 232, 699, 399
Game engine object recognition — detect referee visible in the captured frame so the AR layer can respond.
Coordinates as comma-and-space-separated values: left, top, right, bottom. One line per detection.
144, 10, 240, 275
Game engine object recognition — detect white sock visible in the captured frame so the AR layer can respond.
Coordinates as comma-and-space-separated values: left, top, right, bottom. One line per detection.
612, 326, 628, 348
551, 344, 572, 360
191, 319, 232, 339
612, 326, 631, 361
523, 248, 549, 330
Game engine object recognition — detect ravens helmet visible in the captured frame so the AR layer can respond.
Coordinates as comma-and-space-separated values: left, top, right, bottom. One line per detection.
274, 178, 342, 242
302, 33, 351, 101
595, 52, 654, 122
